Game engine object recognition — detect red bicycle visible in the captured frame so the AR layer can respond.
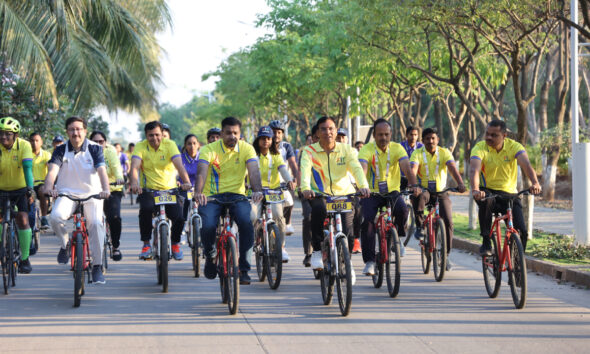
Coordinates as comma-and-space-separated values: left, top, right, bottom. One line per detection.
418, 187, 456, 282
481, 189, 530, 309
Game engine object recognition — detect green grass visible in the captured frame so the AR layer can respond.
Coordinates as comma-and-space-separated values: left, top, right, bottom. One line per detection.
452, 213, 590, 266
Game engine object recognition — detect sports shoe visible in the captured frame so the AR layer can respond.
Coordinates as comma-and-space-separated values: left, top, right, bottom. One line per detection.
40, 216, 50, 230
282, 247, 290, 263
352, 239, 362, 254
302, 254, 311, 267
311, 250, 323, 270
112, 248, 122, 261
18, 258, 32, 274
363, 261, 375, 276
479, 238, 492, 256
285, 224, 294, 236
92, 265, 106, 284
350, 267, 356, 286
204, 257, 217, 279
399, 241, 406, 257
57, 247, 68, 264
446, 257, 453, 271
139, 244, 152, 260
239, 271, 251, 285
171, 243, 183, 260
414, 227, 424, 240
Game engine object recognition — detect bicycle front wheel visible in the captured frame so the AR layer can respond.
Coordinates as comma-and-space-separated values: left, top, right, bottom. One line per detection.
403, 204, 415, 246
102, 234, 109, 275
255, 226, 266, 282
159, 224, 169, 293
372, 232, 384, 288
386, 228, 401, 298
191, 217, 201, 278
420, 237, 431, 274
508, 233, 527, 309
73, 233, 84, 307
335, 237, 352, 316
265, 223, 283, 290
225, 237, 239, 315
432, 218, 447, 282
482, 234, 501, 298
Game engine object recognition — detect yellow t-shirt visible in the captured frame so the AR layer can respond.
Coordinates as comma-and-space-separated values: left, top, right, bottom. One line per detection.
358, 141, 408, 193
300, 142, 368, 195
32, 149, 51, 186
0, 138, 33, 191
258, 152, 285, 189
132, 139, 181, 190
104, 144, 124, 192
410, 146, 454, 192
470, 138, 526, 193
198, 140, 257, 196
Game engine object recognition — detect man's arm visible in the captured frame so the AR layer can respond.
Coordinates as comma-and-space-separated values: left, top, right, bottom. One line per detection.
287, 156, 299, 186
469, 157, 485, 200
247, 160, 264, 203
194, 161, 209, 206
129, 157, 142, 194
400, 158, 417, 187
447, 161, 466, 193
97, 165, 111, 199
43, 163, 60, 197
517, 152, 542, 194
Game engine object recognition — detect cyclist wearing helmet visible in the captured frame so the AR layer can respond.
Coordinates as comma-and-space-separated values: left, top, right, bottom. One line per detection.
0, 117, 35, 273
161, 123, 171, 140
206, 127, 221, 144
269, 119, 299, 236
51, 135, 65, 152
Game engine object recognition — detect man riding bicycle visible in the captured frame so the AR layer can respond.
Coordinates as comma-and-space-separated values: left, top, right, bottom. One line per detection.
300, 116, 370, 279
410, 127, 466, 270
357, 118, 415, 276
29, 132, 52, 231
129, 121, 192, 261
44, 117, 111, 284
195, 117, 264, 285
0, 117, 35, 273
470, 119, 541, 256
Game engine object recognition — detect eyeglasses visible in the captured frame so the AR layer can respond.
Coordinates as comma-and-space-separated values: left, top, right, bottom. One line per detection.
67, 128, 85, 133
93, 139, 105, 144
0, 131, 14, 137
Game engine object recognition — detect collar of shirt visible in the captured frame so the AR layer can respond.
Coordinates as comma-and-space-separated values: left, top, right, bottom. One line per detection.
183, 151, 197, 164
220, 140, 239, 153
67, 139, 89, 152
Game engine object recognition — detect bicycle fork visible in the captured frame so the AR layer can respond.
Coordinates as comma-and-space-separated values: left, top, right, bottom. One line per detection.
153, 205, 171, 260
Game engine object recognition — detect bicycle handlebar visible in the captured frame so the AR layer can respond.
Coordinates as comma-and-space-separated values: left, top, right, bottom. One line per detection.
55, 194, 104, 202
313, 191, 363, 199
481, 189, 534, 201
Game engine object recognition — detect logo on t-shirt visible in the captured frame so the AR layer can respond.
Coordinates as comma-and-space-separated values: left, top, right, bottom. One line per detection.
337, 157, 345, 165
160, 155, 165, 161
503, 155, 510, 162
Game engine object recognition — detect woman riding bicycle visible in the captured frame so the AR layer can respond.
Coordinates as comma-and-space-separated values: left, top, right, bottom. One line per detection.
179, 134, 200, 221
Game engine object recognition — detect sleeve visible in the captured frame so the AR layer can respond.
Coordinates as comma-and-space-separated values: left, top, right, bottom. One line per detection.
470, 142, 485, 160
441, 148, 454, 165
108, 146, 124, 179
168, 140, 181, 160
346, 145, 369, 189
21, 140, 33, 161
23, 160, 34, 188
131, 143, 143, 161
357, 144, 371, 164
48, 145, 65, 167
197, 144, 211, 165
299, 147, 312, 191
284, 142, 295, 160
278, 164, 292, 182
512, 141, 526, 159
274, 154, 286, 169
244, 143, 258, 164
89, 145, 105, 168
394, 145, 408, 162
409, 149, 420, 165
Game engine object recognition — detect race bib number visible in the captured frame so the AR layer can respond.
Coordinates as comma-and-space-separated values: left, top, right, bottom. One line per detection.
326, 196, 353, 213
428, 180, 437, 192
378, 181, 389, 194
154, 191, 176, 205
264, 189, 284, 203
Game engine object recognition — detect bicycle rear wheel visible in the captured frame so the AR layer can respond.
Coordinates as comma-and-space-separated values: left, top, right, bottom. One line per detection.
386, 228, 401, 298
191, 217, 201, 278
432, 218, 447, 282
102, 233, 109, 275
335, 237, 352, 316
2, 222, 9, 294
508, 233, 527, 309
265, 223, 283, 290
159, 224, 169, 293
482, 234, 501, 298
372, 232, 384, 289
255, 226, 266, 282
403, 203, 415, 246
420, 239, 431, 274
225, 237, 239, 315
32, 227, 40, 255
73, 233, 84, 307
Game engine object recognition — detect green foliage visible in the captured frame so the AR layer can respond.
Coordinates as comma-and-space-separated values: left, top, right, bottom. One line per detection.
528, 232, 590, 263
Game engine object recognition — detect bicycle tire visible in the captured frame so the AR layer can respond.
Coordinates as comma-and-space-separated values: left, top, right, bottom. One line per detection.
102, 236, 108, 275
9, 222, 18, 287
155, 229, 162, 285
372, 232, 384, 289
73, 232, 84, 307
33, 228, 40, 254
313, 269, 321, 279
508, 233, 527, 309
335, 237, 352, 316
420, 236, 431, 274
432, 218, 447, 282
2, 222, 9, 294
191, 217, 201, 278
255, 226, 266, 282
386, 227, 401, 298
403, 203, 415, 247
482, 234, 501, 298
159, 224, 169, 293
265, 223, 283, 290
226, 237, 239, 315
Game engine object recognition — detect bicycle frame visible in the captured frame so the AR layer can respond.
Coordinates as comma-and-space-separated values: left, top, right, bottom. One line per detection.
489, 205, 518, 273
323, 208, 347, 277
216, 209, 236, 279
187, 197, 202, 248
152, 204, 171, 259
422, 201, 441, 253
71, 207, 91, 272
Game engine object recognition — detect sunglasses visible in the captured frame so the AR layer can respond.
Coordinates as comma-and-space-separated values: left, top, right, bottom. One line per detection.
93, 139, 105, 144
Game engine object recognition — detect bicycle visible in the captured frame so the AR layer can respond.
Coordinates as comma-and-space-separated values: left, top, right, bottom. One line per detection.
254, 188, 284, 290
481, 189, 531, 309
370, 190, 410, 298
317, 192, 359, 317
0, 190, 24, 295
185, 190, 202, 278
402, 193, 415, 247
417, 187, 456, 282
102, 182, 124, 275
207, 195, 241, 315
144, 187, 180, 293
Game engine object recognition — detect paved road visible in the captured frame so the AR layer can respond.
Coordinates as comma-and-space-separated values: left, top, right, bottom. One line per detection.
2, 201, 589, 353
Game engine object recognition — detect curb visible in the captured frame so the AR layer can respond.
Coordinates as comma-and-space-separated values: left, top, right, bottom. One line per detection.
452, 235, 590, 288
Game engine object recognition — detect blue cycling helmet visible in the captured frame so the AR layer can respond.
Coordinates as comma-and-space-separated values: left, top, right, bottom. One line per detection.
269, 120, 285, 131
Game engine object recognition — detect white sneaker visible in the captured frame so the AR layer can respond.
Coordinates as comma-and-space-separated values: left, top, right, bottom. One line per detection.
282, 248, 290, 263
180, 232, 187, 245
399, 242, 406, 257
285, 224, 294, 235
311, 250, 323, 270
363, 261, 376, 276
350, 267, 356, 286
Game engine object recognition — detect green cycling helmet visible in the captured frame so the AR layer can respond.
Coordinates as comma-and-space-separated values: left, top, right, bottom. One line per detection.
0, 116, 21, 133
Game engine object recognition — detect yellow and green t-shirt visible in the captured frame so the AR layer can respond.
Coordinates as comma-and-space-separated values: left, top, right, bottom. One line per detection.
410, 146, 454, 192
32, 149, 51, 186
257, 152, 285, 189
132, 139, 181, 190
0, 138, 33, 191
470, 138, 526, 193
358, 141, 408, 193
104, 144, 124, 192
198, 140, 257, 196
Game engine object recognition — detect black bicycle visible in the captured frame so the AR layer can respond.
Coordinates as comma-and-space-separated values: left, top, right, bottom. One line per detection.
0, 190, 24, 295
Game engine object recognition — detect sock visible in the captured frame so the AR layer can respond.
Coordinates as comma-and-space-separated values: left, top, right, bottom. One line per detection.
18, 228, 32, 260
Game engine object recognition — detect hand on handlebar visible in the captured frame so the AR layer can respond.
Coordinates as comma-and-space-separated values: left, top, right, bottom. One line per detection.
286, 181, 295, 191
529, 182, 542, 196
195, 193, 207, 207
457, 183, 467, 194
358, 188, 370, 198
131, 182, 141, 194
99, 190, 111, 199
252, 191, 264, 204
302, 189, 315, 199
45, 186, 58, 198
412, 185, 422, 197
472, 189, 485, 201
180, 182, 192, 191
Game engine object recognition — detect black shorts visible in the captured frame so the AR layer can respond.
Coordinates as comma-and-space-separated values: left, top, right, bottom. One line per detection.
0, 188, 29, 213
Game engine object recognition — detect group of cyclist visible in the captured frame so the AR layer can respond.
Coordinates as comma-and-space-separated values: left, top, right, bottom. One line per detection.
0, 112, 542, 289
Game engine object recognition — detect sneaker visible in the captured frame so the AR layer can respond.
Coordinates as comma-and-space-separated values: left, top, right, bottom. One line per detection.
239, 271, 251, 285
40, 216, 50, 230
112, 248, 122, 261
399, 241, 406, 258
18, 258, 32, 274
285, 224, 294, 236
57, 247, 68, 264
311, 250, 323, 270
363, 261, 376, 276
139, 244, 152, 260
282, 247, 290, 263
350, 267, 356, 286
171, 243, 183, 260
204, 257, 217, 279
479, 239, 492, 256
92, 265, 106, 284
413, 227, 424, 240
302, 254, 311, 267
352, 239, 362, 254
446, 257, 453, 271
180, 232, 187, 246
